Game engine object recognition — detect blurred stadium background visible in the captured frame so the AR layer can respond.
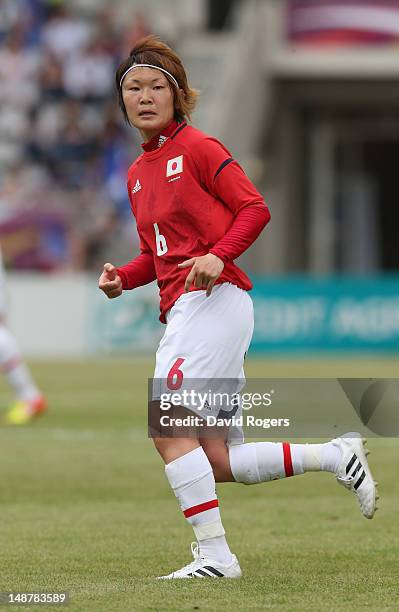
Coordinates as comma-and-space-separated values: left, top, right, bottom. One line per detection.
0, 2, 398, 609
1, 0, 399, 357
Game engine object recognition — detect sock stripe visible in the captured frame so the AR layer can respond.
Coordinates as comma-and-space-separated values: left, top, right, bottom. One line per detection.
283, 442, 294, 477
183, 499, 219, 518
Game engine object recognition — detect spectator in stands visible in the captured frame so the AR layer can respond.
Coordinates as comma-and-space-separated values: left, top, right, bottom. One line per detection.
41, 4, 91, 61
0, 0, 19, 43
121, 10, 152, 58
0, 104, 30, 169
95, 6, 120, 57
40, 50, 65, 102
0, 25, 41, 109
98, 104, 138, 219
62, 35, 115, 102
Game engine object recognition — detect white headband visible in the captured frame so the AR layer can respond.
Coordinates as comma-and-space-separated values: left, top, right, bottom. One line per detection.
119, 63, 179, 88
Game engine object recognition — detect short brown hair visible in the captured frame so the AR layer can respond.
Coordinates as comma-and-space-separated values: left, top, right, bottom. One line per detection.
116, 35, 199, 124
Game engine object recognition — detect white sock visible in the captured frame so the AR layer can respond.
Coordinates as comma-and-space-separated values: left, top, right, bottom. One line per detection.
297, 442, 342, 473
0, 325, 39, 402
321, 442, 342, 473
165, 446, 233, 565
200, 536, 233, 565
229, 441, 342, 484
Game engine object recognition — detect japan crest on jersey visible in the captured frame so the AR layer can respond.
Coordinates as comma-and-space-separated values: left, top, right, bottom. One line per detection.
166, 155, 183, 177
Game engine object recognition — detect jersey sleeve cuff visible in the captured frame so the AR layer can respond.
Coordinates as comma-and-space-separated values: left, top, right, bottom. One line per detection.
116, 268, 128, 290
209, 249, 230, 264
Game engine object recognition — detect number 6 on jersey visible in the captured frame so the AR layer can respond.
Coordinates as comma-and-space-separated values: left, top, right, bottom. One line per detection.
154, 223, 168, 256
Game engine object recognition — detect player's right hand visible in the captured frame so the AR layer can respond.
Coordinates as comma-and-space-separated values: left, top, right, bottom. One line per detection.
98, 263, 123, 299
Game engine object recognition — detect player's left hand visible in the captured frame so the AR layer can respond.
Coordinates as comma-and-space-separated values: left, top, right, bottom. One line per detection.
178, 253, 224, 296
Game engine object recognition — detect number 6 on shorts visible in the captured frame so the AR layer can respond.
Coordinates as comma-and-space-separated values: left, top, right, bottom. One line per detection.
167, 358, 185, 390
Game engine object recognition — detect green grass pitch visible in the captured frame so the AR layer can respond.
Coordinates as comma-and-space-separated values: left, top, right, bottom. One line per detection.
0, 357, 398, 611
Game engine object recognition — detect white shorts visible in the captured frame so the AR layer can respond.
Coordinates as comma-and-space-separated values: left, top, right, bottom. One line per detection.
152, 283, 254, 444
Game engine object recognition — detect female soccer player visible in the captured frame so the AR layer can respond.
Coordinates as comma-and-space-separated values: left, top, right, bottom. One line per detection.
99, 36, 378, 579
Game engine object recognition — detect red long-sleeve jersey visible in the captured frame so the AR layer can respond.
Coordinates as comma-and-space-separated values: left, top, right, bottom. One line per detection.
117, 121, 270, 323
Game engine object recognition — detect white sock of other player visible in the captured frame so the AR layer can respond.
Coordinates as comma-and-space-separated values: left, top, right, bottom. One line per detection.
0, 324, 40, 402
229, 441, 342, 483
165, 446, 233, 565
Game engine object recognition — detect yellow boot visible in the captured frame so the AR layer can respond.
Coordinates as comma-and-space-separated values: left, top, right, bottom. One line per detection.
4, 395, 47, 425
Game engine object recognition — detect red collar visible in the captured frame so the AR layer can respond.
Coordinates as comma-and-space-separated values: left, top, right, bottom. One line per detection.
141, 120, 179, 152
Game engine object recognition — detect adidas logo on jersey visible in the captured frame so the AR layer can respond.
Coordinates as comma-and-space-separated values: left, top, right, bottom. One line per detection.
132, 179, 142, 194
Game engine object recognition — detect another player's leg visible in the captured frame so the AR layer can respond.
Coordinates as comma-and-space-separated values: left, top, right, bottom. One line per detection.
0, 322, 46, 425
153, 429, 241, 579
